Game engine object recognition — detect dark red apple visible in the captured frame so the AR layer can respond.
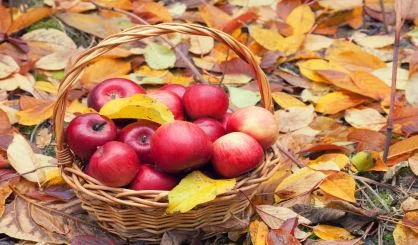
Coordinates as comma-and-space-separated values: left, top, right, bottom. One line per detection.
212, 132, 264, 178
183, 84, 229, 120
161, 84, 187, 99
66, 113, 117, 159
218, 112, 232, 129
148, 90, 185, 120
193, 118, 225, 142
86, 141, 140, 187
227, 106, 279, 148
118, 120, 160, 163
129, 164, 179, 191
88, 78, 145, 111
151, 121, 213, 174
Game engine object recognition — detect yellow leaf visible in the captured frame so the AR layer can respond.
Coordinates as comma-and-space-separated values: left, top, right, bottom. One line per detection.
313, 225, 355, 241
272, 92, 306, 109
96, 0, 132, 10
0, 183, 12, 218
99, 94, 174, 124
167, 171, 236, 214
309, 154, 350, 170
249, 26, 284, 51
16, 100, 54, 126
388, 135, 418, 159
67, 100, 95, 114
275, 167, 327, 202
315, 92, 367, 114
319, 172, 356, 203
80, 57, 131, 84
6, 133, 63, 186
34, 81, 58, 94
297, 59, 347, 83
7, 8, 54, 34
303, 34, 334, 52
281, 32, 306, 55
393, 220, 418, 245
350, 71, 390, 100
286, 4, 315, 34
326, 40, 386, 71
249, 220, 268, 245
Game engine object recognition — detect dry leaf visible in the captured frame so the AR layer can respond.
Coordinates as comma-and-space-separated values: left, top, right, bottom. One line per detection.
276, 105, 315, 132
144, 43, 176, 70
250, 220, 269, 245
315, 92, 368, 114
133, 1, 172, 24
272, 92, 306, 108
309, 154, 350, 170
80, 58, 131, 84
318, 0, 362, 10
303, 34, 334, 51
297, 59, 347, 83
34, 81, 58, 94
0, 73, 35, 93
22, 28, 77, 52
409, 153, 418, 176
35, 128, 52, 149
286, 4, 315, 34
57, 13, 121, 38
167, 171, 236, 213
0, 183, 13, 218
199, 4, 232, 30
256, 205, 311, 229
393, 219, 418, 245
16, 100, 54, 126
352, 32, 394, 48
189, 35, 214, 55
319, 172, 356, 203
350, 71, 390, 100
313, 225, 355, 241
406, 73, 418, 105
250, 26, 285, 51
314, 7, 363, 35
0, 55, 19, 79
388, 135, 418, 159
344, 108, 386, 131
348, 129, 386, 151
401, 197, 418, 212
7, 8, 54, 34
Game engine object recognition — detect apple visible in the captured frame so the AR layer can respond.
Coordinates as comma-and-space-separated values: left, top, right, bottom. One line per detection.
212, 132, 264, 178
148, 90, 185, 120
161, 84, 187, 99
87, 78, 145, 111
118, 120, 160, 163
218, 112, 232, 129
226, 106, 279, 148
86, 141, 140, 187
151, 121, 213, 174
66, 113, 117, 159
129, 164, 179, 191
183, 84, 229, 120
193, 118, 225, 142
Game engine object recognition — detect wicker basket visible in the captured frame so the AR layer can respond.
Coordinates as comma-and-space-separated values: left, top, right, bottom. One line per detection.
53, 23, 281, 242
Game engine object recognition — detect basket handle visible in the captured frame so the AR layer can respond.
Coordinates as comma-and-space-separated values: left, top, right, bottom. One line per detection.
53, 23, 273, 152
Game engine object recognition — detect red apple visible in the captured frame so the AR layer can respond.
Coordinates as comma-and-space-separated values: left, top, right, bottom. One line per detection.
129, 164, 179, 191
218, 112, 232, 129
183, 84, 229, 120
148, 90, 185, 120
118, 120, 160, 163
88, 78, 145, 111
66, 113, 117, 159
227, 106, 279, 148
193, 118, 225, 142
161, 84, 187, 99
151, 121, 213, 174
86, 141, 140, 187
212, 132, 264, 178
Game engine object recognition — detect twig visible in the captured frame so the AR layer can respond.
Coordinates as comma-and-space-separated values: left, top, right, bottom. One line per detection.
278, 146, 304, 168
383, 0, 402, 162
352, 175, 409, 196
357, 179, 391, 213
0, 165, 58, 183
379, 0, 389, 33
357, 183, 379, 210
89, 0, 207, 84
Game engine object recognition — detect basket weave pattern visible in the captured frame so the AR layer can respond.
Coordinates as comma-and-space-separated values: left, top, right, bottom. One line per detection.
53, 23, 280, 242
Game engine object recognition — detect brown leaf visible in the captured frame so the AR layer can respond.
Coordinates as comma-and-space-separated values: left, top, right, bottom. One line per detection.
80, 58, 131, 85
347, 128, 386, 151
0, 182, 12, 218
276, 105, 315, 133
314, 7, 363, 35
222, 11, 258, 34
0, 4, 11, 33
298, 144, 350, 154
393, 106, 418, 136
350, 71, 391, 100
0, 108, 11, 134
7, 8, 54, 34
276, 70, 312, 89
220, 57, 255, 78
276, 0, 302, 20
256, 205, 311, 229
250, 220, 269, 245
267, 224, 301, 245
72, 235, 117, 245
132, 1, 172, 24
199, 4, 232, 30
388, 135, 418, 159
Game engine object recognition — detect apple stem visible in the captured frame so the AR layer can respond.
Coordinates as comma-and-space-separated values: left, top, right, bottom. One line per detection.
92, 122, 107, 131
140, 135, 148, 144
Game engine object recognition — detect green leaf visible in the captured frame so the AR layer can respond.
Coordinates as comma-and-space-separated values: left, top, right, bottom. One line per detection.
167, 171, 236, 214
144, 43, 176, 70
352, 151, 375, 172
227, 86, 261, 108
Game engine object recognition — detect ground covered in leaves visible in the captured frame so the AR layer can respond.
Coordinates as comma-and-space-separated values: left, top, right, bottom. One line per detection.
0, 0, 417, 244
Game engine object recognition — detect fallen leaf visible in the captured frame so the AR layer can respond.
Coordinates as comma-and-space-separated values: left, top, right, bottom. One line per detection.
267, 223, 301, 245
393, 106, 418, 136
314, 7, 363, 35
276, 105, 315, 133
312, 225, 355, 241
406, 73, 418, 105
132, 1, 172, 24
80, 58, 131, 84
96, 0, 132, 10
352, 32, 394, 48
401, 197, 418, 212
0, 55, 19, 79
227, 86, 261, 108
297, 59, 347, 83
410, 153, 418, 176
7, 133, 62, 186
250, 26, 285, 51
230, 0, 274, 7
99, 94, 174, 124
199, 4, 232, 30
36, 50, 75, 71
67, 99, 94, 114
275, 167, 327, 202
7, 8, 54, 34
388, 135, 418, 159
0, 183, 12, 217
34, 81, 58, 94
348, 129, 386, 151
344, 108, 386, 131
167, 171, 236, 213
276, 0, 302, 20
318, 0, 362, 10
57, 13, 121, 38
368, 151, 388, 172
144, 43, 176, 70
298, 144, 350, 154
350, 71, 390, 100
256, 205, 311, 229
319, 172, 356, 203
22, 28, 77, 53
16, 100, 54, 126
222, 11, 259, 34
286, 4, 315, 34
189, 35, 214, 55
315, 92, 368, 114
250, 220, 269, 245
72, 235, 117, 245
372, 65, 409, 90
272, 92, 306, 108
277, 70, 313, 89
35, 128, 52, 149
303, 34, 334, 51
393, 218, 418, 245
0, 73, 35, 93
309, 154, 350, 170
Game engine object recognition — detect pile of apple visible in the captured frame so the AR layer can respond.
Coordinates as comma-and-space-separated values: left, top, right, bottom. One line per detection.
65, 78, 279, 191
